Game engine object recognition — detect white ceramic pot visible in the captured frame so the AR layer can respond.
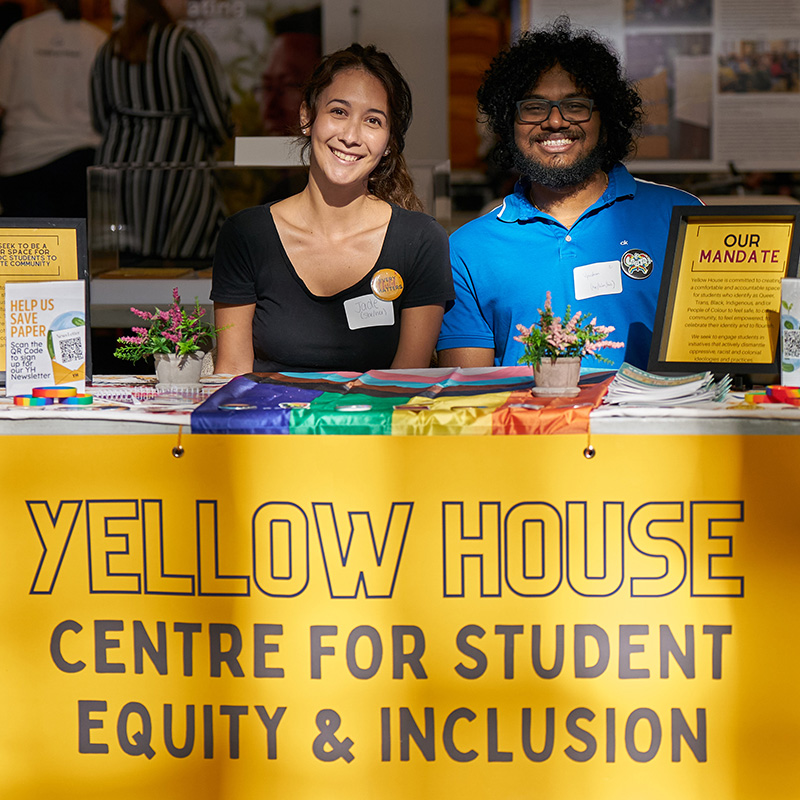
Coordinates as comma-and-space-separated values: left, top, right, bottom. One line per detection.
154, 351, 205, 387
532, 356, 581, 397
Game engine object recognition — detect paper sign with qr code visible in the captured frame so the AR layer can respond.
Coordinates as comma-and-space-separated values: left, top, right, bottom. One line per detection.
4, 280, 86, 395
781, 279, 800, 385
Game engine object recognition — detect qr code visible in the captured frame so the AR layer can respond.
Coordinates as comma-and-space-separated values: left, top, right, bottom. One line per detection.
59, 336, 84, 362
53, 330, 85, 368
783, 329, 800, 359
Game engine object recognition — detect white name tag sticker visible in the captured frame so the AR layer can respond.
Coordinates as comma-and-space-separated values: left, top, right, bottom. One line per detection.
573, 261, 623, 300
344, 293, 395, 330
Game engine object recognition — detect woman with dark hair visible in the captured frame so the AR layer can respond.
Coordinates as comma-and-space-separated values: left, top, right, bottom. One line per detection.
211, 44, 454, 374
90, 0, 232, 260
0, 0, 106, 218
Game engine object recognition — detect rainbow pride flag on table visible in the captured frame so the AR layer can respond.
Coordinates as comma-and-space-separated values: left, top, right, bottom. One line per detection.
191, 367, 612, 435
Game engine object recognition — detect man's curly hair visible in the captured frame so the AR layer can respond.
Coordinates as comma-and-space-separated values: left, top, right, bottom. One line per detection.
478, 17, 644, 172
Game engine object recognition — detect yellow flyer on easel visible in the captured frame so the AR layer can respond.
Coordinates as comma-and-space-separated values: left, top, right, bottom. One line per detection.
4, 280, 86, 395
0, 219, 89, 383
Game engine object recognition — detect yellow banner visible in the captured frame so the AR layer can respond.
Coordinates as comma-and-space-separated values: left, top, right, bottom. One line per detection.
0, 433, 796, 799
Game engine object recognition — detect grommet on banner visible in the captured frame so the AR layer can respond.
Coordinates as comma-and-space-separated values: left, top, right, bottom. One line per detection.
172, 425, 185, 458
583, 422, 596, 459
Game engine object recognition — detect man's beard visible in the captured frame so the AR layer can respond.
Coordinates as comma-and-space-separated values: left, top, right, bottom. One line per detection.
511, 134, 609, 190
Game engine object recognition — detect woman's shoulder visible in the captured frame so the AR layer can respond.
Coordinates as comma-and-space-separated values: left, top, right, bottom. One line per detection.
227, 203, 273, 223
220, 204, 276, 240
146, 22, 193, 49
169, 22, 218, 55
215, 205, 282, 267
389, 204, 445, 235
388, 204, 449, 249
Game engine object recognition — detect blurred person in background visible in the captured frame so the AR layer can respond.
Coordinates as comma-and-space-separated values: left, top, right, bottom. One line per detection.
90, 0, 232, 260
260, 7, 321, 135
0, 0, 106, 218
0, 3, 23, 40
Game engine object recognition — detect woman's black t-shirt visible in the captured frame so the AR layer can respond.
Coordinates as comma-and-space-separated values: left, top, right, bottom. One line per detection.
210, 203, 454, 372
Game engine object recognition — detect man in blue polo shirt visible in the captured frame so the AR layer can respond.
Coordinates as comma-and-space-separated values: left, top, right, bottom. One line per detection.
437, 18, 702, 370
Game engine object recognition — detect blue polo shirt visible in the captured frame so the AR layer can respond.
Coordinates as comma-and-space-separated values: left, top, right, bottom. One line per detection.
437, 163, 702, 370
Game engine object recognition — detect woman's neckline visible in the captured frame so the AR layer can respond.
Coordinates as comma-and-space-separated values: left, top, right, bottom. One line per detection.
267, 201, 396, 299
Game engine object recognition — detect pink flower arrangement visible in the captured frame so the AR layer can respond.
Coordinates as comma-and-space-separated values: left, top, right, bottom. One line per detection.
114, 287, 222, 363
514, 291, 625, 369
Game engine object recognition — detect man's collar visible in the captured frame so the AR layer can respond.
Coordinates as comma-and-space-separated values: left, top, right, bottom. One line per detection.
495, 163, 635, 222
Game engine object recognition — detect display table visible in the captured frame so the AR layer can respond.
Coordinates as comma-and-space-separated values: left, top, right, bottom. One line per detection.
0, 377, 212, 435
4, 367, 800, 436
2, 369, 800, 799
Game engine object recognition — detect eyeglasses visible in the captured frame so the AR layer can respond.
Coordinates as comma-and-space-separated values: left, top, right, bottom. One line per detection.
515, 98, 595, 123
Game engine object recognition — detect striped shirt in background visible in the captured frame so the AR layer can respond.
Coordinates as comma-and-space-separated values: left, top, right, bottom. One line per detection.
90, 23, 233, 260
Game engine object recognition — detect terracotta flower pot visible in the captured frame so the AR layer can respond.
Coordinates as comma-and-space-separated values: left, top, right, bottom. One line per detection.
532, 356, 581, 397
154, 351, 205, 387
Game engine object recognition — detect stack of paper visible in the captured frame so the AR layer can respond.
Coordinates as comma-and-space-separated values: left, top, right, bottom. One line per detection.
603, 363, 731, 406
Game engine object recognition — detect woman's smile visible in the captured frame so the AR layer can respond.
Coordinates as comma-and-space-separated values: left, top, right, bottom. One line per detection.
329, 147, 364, 163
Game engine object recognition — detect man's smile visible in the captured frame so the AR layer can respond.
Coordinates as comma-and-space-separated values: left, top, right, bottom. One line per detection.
533, 135, 582, 153
530, 129, 586, 151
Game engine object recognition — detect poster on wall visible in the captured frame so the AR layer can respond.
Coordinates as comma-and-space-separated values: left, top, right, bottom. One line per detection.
513, 0, 800, 172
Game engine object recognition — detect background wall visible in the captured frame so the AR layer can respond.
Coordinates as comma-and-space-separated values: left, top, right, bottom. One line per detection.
322, 0, 449, 165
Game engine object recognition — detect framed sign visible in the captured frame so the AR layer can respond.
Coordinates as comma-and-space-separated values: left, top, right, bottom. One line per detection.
648, 206, 800, 378
0, 218, 90, 384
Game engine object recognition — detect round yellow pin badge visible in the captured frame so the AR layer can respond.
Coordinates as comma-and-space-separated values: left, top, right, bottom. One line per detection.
370, 268, 404, 300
